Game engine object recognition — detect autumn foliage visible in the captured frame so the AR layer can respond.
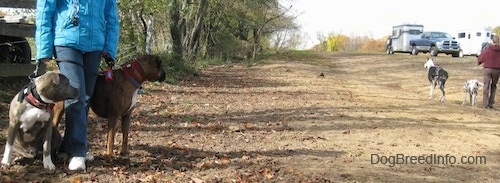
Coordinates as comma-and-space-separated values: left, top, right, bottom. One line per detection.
360, 36, 388, 52
326, 34, 349, 52
313, 34, 388, 53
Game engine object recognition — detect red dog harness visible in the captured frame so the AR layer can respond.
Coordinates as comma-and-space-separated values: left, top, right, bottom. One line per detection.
122, 58, 146, 89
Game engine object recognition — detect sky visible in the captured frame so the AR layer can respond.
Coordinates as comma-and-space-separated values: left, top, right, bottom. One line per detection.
289, 0, 500, 48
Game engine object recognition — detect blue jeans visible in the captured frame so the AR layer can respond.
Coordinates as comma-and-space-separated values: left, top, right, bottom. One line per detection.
55, 46, 101, 157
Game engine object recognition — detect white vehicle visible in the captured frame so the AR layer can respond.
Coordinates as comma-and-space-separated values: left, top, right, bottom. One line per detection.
455, 28, 494, 56
386, 24, 424, 54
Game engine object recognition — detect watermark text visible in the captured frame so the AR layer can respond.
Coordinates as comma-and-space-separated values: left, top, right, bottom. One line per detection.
371, 154, 486, 167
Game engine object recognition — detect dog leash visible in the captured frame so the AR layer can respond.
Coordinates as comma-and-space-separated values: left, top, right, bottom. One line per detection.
29, 61, 42, 81
20, 60, 41, 103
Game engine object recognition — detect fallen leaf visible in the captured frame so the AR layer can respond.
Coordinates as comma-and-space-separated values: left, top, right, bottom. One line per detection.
190, 177, 205, 183
72, 177, 82, 183
260, 168, 274, 179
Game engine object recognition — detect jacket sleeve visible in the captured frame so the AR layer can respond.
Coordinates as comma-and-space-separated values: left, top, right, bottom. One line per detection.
478, 48, 489, 65
103, 0, 120, 60
35, 0, 57, 60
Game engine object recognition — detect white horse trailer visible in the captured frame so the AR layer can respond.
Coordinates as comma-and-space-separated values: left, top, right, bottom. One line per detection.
386, 24, 424, 54
455, 28, 493, 56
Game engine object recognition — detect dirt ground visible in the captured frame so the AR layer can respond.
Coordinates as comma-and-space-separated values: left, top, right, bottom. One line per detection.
1, 52, 500, 182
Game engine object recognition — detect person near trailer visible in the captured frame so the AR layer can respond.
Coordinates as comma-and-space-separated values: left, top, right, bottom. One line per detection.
478, 35, 500, 109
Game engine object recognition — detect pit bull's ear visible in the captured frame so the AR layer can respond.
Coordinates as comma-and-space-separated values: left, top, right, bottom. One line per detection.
52, 73, 60, 85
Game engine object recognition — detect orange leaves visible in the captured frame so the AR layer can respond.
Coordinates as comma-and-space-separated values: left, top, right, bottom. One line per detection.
360, 37, 387, 53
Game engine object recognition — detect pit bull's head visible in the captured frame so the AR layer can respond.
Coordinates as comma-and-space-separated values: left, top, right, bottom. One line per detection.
35, 71, 79, 102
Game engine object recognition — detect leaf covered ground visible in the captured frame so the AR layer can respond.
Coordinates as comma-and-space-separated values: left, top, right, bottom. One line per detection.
1, 52, 499, 182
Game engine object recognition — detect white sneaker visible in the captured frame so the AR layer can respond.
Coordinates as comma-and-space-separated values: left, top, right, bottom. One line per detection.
68, 157, 86, 171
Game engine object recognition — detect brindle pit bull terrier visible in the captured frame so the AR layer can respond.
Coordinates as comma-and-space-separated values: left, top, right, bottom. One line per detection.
1, 71, 79, 170
53, 54, 166, 157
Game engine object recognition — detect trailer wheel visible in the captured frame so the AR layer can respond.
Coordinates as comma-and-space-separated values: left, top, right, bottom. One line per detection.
386, 46, 394, 54
411, 46, 418, 55
0, 36, 32, 64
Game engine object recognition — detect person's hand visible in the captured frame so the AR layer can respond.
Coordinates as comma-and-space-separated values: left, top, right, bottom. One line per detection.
101, 52, 109, 59
102, 52, 114, 67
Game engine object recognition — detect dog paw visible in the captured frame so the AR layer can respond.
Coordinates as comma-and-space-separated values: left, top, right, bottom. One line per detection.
1, 157, 11, 168
1, 159, 11, 169
43, 160, 56, 170
1, 162, 11, 169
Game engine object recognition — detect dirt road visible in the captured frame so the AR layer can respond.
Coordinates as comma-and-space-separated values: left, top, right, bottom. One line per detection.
1, 52, 499, 182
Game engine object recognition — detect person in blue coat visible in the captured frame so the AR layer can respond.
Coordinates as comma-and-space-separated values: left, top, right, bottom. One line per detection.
35, 0, 120, 171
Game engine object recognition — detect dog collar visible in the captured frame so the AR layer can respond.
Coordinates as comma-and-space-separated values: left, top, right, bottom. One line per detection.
26, 92, 55, 112
122, 58, 146, 89
18, 82, 55, 112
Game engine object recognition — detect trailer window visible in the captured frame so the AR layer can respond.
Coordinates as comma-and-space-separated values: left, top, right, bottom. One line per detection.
458, 33, 466, 38
487, 33, 490, 38
477, 32, 482, 37
408, 30, 421, 35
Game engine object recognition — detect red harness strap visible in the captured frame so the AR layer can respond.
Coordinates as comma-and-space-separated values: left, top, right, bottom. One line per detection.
122, 59, 146, 88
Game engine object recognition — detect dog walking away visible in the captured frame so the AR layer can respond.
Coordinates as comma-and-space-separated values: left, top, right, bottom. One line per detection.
463, 79, 484, 106
1, 71, 79, 170
424, 57, 448, 102
53, 54, 166, 157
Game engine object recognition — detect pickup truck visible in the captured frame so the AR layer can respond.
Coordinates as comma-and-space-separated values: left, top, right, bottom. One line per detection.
409, 31, 463, 57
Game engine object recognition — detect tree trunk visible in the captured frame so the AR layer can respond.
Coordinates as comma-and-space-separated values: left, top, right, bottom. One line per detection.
145, 13, 154, 54
185, 0, 208, 62
252, 28, 261, 60
169, 0, 184, 65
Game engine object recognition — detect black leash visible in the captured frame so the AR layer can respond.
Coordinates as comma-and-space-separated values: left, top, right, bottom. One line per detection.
29, 61, 42, 81
19, 61, 43, 102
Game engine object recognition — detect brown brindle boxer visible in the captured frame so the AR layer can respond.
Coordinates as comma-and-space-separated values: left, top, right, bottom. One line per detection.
52, 54, 166, 157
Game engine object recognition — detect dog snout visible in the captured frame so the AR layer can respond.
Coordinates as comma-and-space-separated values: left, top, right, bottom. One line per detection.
68, 86, 80, 99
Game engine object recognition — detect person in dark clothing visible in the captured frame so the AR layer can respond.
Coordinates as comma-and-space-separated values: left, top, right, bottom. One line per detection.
478, 35, 500, 109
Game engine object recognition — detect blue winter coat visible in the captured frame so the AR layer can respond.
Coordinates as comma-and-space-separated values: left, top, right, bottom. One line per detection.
35, 0, 120, 60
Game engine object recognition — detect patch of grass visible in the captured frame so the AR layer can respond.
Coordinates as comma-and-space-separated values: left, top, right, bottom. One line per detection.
196, 57, 228, 68
158, 109, 171, 116
158, 53, 199, 85
182, 115, 196, 123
